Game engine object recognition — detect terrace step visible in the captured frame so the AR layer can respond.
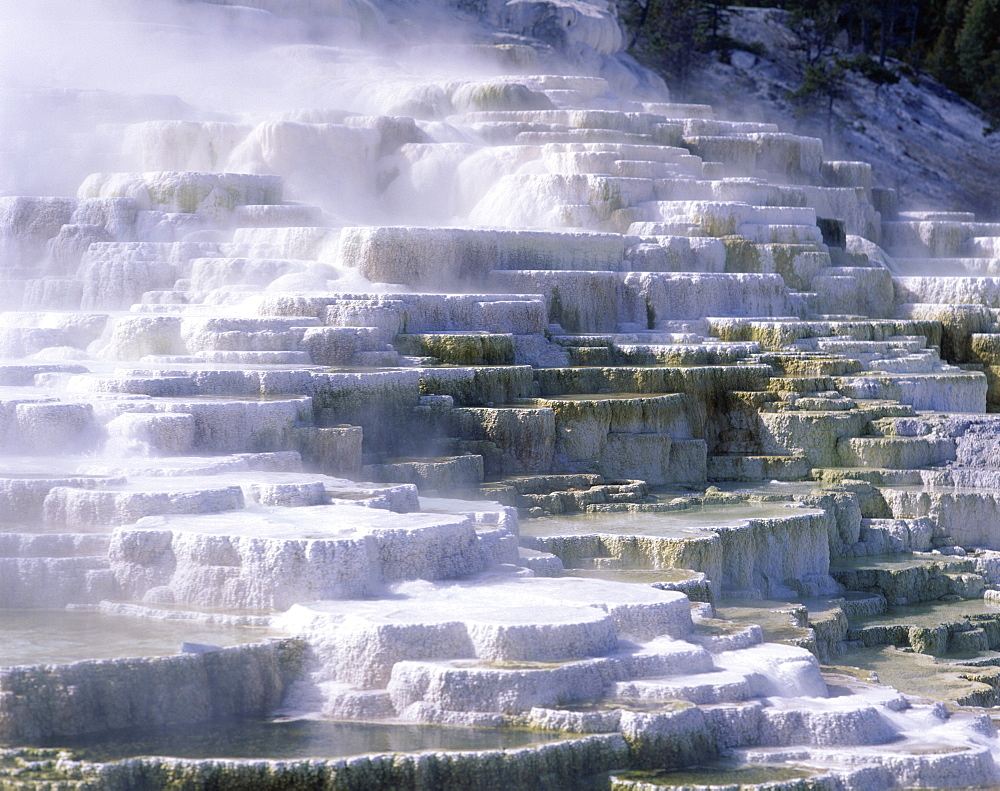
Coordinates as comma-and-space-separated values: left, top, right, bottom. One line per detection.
838, 436, 956, 469
707, 454, 811, 482
363, 455, 486, 493
613, 670, 757, 705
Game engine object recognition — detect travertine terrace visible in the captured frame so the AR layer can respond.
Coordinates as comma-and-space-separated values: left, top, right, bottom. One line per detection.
4, 1, 1000, 788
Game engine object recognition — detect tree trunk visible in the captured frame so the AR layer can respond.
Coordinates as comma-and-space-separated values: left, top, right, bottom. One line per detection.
628, 0, 652, 48
879, 6, 891, 65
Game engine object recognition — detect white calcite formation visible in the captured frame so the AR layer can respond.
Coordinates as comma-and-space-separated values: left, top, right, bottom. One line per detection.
6, 0, 1000, 788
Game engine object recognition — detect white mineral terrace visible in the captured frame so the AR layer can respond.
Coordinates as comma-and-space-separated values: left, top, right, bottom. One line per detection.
5, 0, 1000, 788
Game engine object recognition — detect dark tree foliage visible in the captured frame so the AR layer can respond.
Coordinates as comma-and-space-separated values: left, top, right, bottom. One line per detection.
791, 58, 846, 132
787, 0, 843, 67
925, 0, 970, 85
620, 0, 732, 94
955, 0, 1000, 124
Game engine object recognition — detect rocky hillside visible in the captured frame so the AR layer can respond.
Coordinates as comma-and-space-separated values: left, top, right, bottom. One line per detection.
665, 6, 1000, 220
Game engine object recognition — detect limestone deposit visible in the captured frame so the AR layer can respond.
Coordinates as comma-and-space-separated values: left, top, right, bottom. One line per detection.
5, 0, 1000, 789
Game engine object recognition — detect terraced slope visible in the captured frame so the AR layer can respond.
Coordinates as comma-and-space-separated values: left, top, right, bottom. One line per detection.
4, 1, 1000, 789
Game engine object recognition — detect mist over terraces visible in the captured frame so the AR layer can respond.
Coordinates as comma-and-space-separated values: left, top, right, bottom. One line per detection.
3, 1, 1000, 789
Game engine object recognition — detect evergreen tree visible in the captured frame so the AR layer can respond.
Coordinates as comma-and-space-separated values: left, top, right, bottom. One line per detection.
925, 0, 970, 86
955, 0, 1000, 124
621, 0, 731, 94
702, 0, 731, 53
784, 0, 847, 129
642, 0, 706, 90
793, 57, 846, 132
786, 0, 843, 68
